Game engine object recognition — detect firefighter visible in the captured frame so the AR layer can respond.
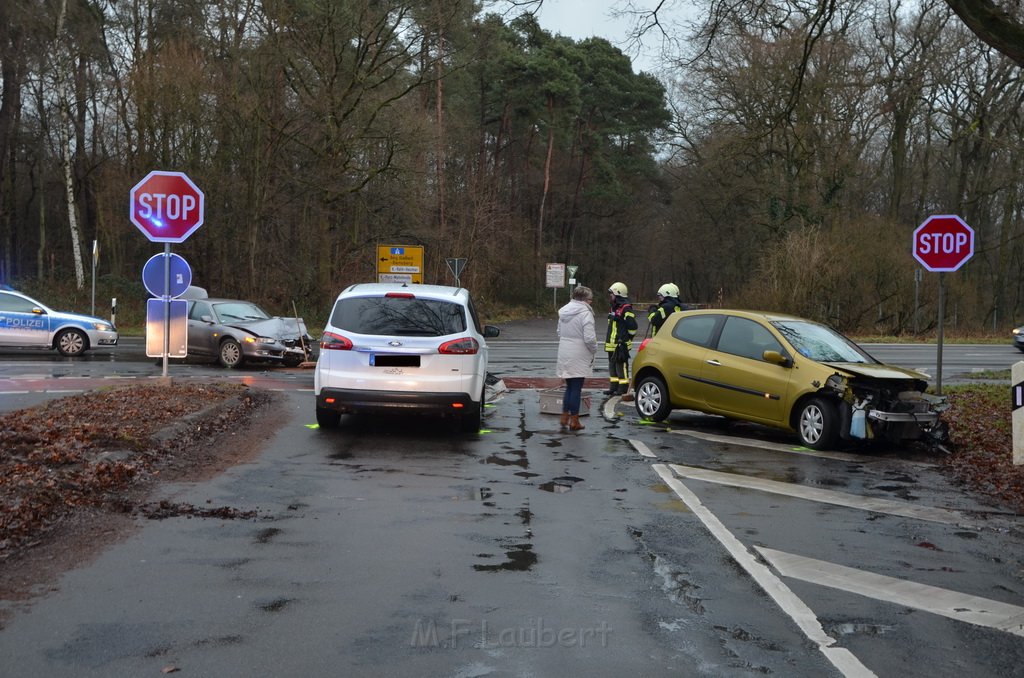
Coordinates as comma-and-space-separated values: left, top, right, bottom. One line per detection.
648, 283, 682, 336
604, 282, 637, 395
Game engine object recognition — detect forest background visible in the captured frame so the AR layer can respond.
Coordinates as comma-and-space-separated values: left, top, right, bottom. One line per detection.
1, 0, 1023, 334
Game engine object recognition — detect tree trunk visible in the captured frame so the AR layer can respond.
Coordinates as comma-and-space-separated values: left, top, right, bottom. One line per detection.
55, 0, 84, 289
536, 96, 555, 257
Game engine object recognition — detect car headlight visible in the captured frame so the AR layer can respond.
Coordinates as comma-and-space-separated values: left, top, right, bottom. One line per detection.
1014, 328, 1021, 336
92, 322, 113, 331
245, 336, 276, 345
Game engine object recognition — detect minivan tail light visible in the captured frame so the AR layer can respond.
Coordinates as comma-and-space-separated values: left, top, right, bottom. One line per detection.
438, 337, 479, 355
320, 331, 353, 350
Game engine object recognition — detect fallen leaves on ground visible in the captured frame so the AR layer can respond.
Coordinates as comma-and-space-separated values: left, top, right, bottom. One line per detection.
941, 383, 1024, 514
0, 383, 272, 560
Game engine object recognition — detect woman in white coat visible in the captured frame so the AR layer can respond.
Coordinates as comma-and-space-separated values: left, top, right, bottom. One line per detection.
556, 285, 598, 430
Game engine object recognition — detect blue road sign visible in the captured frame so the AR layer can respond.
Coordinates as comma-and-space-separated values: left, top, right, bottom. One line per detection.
142, 252, 192, 298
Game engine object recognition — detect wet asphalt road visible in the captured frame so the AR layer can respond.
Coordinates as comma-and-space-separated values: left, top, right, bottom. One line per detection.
0, 322, 1023, 676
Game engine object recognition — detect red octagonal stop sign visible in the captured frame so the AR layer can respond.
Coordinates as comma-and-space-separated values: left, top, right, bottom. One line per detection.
129, 171, 205, 243
913, 214, 974, 272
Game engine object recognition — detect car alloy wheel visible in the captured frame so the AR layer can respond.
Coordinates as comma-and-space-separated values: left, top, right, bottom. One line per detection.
56, 329, 87, 356
635, 375, 671, 421
797, 397, 838, 450
219, 338, 243, 368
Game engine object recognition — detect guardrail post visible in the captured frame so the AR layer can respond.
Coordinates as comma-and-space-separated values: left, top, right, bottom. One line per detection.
1013, 361, 1024, 466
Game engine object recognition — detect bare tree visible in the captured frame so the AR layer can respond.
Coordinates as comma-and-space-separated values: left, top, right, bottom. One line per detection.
54, 0, 86, 289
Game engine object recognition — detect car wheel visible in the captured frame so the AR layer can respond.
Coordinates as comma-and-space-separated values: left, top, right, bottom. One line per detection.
56, 328, 87, 356
218, 338, 244, 368
635, 375, 672, 422
797, 397, 839, 450
316, 406, 340, 429
460, 388, 484, 433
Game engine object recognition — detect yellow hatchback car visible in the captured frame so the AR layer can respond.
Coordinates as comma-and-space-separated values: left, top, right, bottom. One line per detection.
630, 309, 947, 450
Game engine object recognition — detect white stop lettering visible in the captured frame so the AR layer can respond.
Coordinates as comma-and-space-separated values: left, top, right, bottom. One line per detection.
137, 193, 197, 221
919, 232, 969, 254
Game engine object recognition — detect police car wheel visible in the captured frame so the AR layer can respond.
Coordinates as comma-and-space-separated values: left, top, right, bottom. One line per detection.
56, 328, 87, 356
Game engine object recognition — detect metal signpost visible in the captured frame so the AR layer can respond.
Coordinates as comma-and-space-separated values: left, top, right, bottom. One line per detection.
912, 214, 975, 395
142, 253, 192, 360
446, 257, 467, 287
1014, 362, 1024, 466
130, 170, 205, 378
545, 263, 565, 309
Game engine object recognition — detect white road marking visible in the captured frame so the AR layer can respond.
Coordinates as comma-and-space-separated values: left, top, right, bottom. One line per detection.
669, 429, 866, 461
0, 391, 30, 395
756, 547, 1024, 637
651, 464, 876, 678
44, 390, 84, 395
630, 439, 656, 458
668, 464, 972, 527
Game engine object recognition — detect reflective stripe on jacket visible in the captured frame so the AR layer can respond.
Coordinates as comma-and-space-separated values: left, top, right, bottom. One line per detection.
605, 297, 638, 351
648, 297, 682, 336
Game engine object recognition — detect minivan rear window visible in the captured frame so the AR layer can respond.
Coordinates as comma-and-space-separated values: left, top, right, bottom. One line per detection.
330, 296, 467, 336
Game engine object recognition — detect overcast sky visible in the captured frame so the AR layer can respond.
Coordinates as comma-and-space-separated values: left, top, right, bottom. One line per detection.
495, 0, 691, 75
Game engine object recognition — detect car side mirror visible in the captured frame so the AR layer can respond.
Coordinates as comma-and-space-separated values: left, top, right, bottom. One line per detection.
201, 314, 215, 323
763, 350, 792, 367
483, 325, 500, 338
31, 307, 45, 315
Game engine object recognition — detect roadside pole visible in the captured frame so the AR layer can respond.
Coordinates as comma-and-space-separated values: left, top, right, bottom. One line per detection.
1014, 362, 1024, 465
912, 215, 974, 397
936, 273, 944, 395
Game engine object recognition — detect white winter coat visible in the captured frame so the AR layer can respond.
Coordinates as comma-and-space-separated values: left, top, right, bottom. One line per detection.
555, 299, 598, 379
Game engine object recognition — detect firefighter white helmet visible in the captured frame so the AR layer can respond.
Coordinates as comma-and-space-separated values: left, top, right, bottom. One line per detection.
657, 283, 679, 298
608, 282, 628, 296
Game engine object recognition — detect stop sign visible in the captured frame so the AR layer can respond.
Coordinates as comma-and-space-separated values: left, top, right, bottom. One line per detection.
913, 214, 974, 272
129, 171, 205, 243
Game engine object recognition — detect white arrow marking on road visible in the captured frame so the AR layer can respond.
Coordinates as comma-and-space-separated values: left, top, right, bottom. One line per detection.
669, 464, 973, 527
651, 464, 876, 678
756, 547, 1024, 637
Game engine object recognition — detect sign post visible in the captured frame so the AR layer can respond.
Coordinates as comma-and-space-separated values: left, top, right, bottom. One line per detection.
1014, 362, 1024, 466
131, 170, 204, 378
546, 263, 565, 309
912, 215, 975, 395
446, 257, 467, 287
567, 264, 579, 287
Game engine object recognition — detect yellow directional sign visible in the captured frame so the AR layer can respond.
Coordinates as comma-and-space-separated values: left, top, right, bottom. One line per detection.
377, 244, 424, 283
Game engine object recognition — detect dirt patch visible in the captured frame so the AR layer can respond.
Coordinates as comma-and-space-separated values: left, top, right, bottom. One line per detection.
0, 383, 279, 615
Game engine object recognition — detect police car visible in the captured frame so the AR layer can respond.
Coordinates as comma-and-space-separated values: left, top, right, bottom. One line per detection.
0, 288, 118, 356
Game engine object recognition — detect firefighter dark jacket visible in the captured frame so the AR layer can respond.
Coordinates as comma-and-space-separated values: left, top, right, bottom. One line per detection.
605, 295, 638, 352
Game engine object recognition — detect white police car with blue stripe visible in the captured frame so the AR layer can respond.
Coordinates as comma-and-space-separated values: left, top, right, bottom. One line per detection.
0, 289, 118, 356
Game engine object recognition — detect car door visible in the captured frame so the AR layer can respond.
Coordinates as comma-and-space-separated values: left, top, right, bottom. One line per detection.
662, 314, 721, 409
0, 292, 50, 347
186, 300, 216, 357
700, 315, 792, 425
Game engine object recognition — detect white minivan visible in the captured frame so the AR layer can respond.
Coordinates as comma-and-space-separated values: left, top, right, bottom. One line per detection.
314, 283, 500, 432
